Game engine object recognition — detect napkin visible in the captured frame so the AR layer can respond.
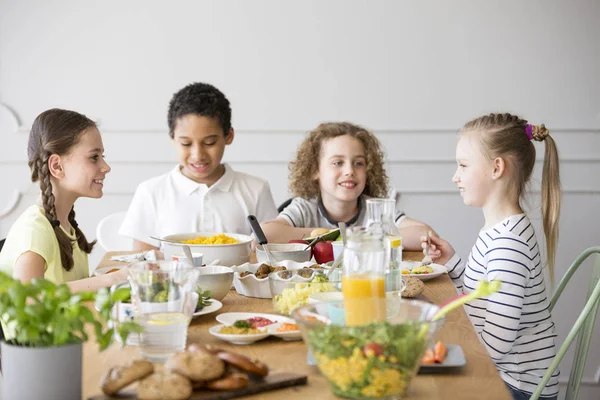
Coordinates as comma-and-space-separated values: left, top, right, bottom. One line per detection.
110, 250, 158, 263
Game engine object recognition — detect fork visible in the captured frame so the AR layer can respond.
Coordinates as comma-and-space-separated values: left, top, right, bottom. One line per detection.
421, 231, 433, 266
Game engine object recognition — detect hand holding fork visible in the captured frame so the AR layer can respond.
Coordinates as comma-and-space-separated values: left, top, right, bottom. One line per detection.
420, 231, 455, 266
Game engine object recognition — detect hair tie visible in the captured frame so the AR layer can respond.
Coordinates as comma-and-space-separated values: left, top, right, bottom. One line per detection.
525, 124, 534, 140
50, 220, 60, 228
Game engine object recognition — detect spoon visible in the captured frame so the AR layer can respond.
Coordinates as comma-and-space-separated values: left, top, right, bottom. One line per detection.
247, 215, 278, 266
338, 222, 347, 245
182, 245, 195, 267
421, 231, 433, 266
327, 222, 347, 277
149, 235, 183, 245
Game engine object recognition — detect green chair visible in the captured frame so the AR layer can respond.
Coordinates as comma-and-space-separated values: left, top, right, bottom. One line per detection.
531, 246, 600, 400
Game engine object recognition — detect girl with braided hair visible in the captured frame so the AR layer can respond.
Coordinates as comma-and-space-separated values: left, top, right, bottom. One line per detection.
422, 113, 560, 399
0, 108, 128, 292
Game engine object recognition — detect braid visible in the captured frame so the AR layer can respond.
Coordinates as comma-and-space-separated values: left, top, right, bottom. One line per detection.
69, 207, 96, 254
36, 151, 76, 271
38, 152, 57, 221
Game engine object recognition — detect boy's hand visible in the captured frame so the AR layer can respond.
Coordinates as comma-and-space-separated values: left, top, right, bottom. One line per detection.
421, 231, 455, 266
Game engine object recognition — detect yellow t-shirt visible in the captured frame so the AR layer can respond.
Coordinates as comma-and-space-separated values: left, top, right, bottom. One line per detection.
0, 205, 89, 284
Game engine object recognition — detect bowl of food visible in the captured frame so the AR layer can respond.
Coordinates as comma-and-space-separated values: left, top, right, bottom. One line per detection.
269, 268, 342, 315
196, 266, 234, 301
256, 243, 312, 264
160, 232, 252, 266
292, 298, 444, 399
231, 260, 321, 298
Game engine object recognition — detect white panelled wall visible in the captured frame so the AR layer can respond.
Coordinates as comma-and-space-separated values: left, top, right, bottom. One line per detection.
1, 1, 599, 398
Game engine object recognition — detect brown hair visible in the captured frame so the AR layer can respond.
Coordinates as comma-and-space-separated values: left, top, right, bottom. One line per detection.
289, 122, 389, 199
27, 108, 97, 271
461, 113, 561, 282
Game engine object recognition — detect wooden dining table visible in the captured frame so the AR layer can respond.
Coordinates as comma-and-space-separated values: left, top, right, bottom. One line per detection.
84, 251, 511, 400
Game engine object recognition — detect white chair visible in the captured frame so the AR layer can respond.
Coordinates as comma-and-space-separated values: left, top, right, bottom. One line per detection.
96, 212, 132, 251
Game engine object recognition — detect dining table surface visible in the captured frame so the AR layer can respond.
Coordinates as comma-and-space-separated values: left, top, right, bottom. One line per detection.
84, 250, 512, 400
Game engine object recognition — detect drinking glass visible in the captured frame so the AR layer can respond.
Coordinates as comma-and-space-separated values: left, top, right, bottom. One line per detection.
121, 260, 199, 362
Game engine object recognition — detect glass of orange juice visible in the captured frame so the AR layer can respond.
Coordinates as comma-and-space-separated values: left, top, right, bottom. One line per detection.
342, 226, 388, 326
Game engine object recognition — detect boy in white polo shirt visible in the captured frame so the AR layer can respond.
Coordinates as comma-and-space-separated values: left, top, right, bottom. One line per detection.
120, 82, 278, 250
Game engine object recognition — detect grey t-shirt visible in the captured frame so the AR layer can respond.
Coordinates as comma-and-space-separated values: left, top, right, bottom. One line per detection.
278, 195, 406, 229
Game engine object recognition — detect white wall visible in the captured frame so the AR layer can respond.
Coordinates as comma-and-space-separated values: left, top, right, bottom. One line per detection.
1, 0, 599, 397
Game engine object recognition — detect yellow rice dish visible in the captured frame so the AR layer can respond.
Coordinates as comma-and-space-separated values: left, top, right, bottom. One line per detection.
181, 234, 239, 245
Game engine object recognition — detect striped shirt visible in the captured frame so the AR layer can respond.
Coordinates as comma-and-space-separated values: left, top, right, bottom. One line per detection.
445, 214, 559, 397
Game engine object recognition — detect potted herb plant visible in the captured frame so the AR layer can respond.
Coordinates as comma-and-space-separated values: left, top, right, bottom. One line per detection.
0, 271, 140, 400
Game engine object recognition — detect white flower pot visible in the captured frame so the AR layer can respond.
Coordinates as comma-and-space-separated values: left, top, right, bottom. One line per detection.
1, 341, 82, 400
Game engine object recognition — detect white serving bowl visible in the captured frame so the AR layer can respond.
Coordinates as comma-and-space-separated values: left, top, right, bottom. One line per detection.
196, 266, 234, 301
161, 232, 252, 266
231, 260, 319, 298
256, 243, 312, 264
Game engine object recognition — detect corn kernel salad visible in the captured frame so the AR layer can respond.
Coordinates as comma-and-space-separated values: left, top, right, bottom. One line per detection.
308, 322, 428, 399
273, 273, 334, 315
181, 234, 239, 245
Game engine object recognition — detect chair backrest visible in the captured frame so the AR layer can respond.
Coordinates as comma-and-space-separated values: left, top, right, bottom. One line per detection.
531, 246, 600, 400
277, 198, 293, 213
95, 212, 132, 252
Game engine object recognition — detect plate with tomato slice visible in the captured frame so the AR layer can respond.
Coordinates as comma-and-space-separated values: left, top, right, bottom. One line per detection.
419, 342, 466, 370
216, 312, 302, 341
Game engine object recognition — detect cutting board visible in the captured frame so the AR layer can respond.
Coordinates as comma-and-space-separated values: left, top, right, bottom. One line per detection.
88, 372, 308, 400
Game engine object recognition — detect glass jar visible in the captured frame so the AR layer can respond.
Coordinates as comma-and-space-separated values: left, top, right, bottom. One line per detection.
365, 198, 403, 270
341, 226, 387, 326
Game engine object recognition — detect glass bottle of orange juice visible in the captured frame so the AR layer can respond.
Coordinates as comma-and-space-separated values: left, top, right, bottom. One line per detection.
342, 226, 388, 326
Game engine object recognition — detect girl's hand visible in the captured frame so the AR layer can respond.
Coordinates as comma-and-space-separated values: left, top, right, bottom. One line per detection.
110, 267, 129, 285
421, 231, 455, 266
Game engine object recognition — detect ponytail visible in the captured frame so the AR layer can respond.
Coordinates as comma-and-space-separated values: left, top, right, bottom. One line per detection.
540, 135, 561, 284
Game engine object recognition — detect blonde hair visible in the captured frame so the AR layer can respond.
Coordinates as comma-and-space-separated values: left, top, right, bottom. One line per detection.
289, 122, 389, 199
461, 113, 561, 282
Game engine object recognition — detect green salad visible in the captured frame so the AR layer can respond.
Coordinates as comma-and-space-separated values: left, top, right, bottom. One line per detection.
119, 285, 211, 312
307, 321, 428, 399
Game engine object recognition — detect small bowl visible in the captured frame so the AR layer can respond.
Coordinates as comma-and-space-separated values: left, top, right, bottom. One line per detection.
172, 252, 204, 267
161, 232, 252, 266
269, 268, 342, 315
308, 291, 344, 304
331, 241, 344, 261
256, 243, 312, 263
292, 299, 444, 399
196, 266, 234, 301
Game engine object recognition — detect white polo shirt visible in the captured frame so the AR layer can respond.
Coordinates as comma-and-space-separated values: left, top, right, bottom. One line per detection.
119, 164, 277, 247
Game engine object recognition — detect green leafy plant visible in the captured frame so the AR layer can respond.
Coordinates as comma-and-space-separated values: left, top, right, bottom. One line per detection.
195, 288, 212, 311
0, 271, 141, 350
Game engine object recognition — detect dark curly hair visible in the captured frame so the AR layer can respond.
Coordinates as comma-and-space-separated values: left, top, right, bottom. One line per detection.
289, 122, 389, 199
167, 82, 232, 138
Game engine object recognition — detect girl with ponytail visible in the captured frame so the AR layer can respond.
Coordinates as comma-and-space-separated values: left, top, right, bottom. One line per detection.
0, 108, 128, 292
422, 113, 561, 400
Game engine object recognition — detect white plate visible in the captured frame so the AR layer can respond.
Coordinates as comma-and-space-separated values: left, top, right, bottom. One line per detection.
208, 324, 270, 345
216, 312, 281, 326
266, 321, 302, 341
399, 261, 447, 281
419, 344, 466, 370
93, 266, 124, 276
216, 312, 302, 341
193, 299, 222, 318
